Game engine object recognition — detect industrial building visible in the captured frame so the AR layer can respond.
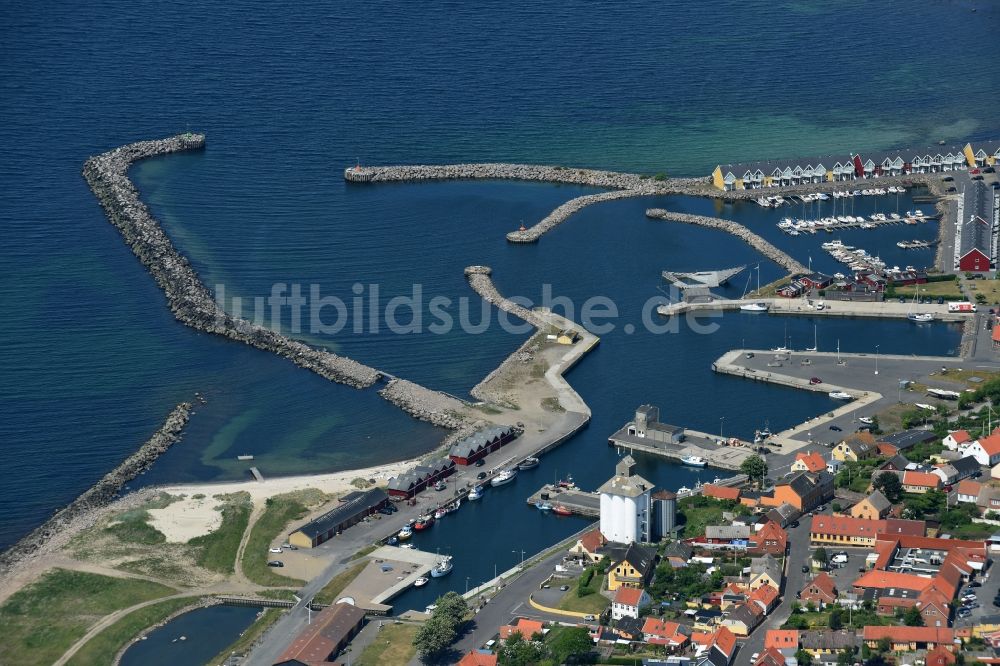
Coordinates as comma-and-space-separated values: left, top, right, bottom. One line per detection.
447, 424, 519, 465
287, 489, 388, 549
273, 601, 366, 665
955, 179, 1000, 273
385, 457, 456, 499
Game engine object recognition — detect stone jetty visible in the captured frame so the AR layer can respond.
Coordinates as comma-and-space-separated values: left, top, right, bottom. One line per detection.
378, 378, 468, 430
464, 266, 548, 328
0, 401, 193, 574
83, 133, 381, 389
346, 163, 710, 243
644, 209, 808, 275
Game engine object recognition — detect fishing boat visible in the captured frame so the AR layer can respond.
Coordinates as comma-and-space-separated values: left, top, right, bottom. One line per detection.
677, 485, 691, 494
430, 556, 453, 578
517, 457, 540, 471
397, 526, 413, 540
468, 486, 483, 500
491, 468, 518, 487
858, 417, 874, 425
447, 499, 461, 514
536, 501, 553, 511
414, 576, 429, 587
413, 515, 435, 530
553, 504, 572, 516
828, 391, 853, 401
681, 455, 707, 467
908, 312, 934, 323
433, 507, 447, 520
557, 474, 576, 488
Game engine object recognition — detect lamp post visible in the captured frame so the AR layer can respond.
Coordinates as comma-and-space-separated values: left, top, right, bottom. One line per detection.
874, 345, 880, 375
512, 549, 526, 568
720, 417, 726, 439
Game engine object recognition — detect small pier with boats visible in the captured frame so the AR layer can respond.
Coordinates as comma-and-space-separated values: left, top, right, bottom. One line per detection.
605, 405, 757, 471
777, 209, 935, 236
755, 185, 909, 208
525, 481, 600, 517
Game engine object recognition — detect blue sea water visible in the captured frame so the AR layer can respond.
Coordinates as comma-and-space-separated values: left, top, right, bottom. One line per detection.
1, 0, 998, 556
118, 605, 260, 666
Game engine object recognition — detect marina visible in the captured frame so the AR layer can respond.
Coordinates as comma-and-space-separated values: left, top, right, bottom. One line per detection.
777, 209, 935, 235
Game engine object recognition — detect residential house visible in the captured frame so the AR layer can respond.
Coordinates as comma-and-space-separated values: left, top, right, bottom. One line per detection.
720, 603, 763, 636
900, 470, 942, 494
798, 630, 860, 662
850, 490, 891, 520
499, 618, 545, 640
877, 429, 938, 455
832, 432, 877, 462
943, 430, 973, 451
878, 453, 911, 472
748, 554, 782, 592
692, 627, 736, 665
702, 525, 752, 546
612, 587, 651, 620
748, 584, 779, 614
457, 652, 499, 666
792, 451, 827, 474
748, 521, 787, 556
825, 459, 842, 475
611, 616, 644, 642
692, 608, 723, 632
661, 542, 693, 568
764, 629, 800, 652
956, 479, 983, 504
925, 645, 957, 666
932, 455, 981, 486
754, 648, 786, 666
641, 618, 691, 650
977, 486, 1000, 516
608, 542, 656, 591
810, 515, 925, 546
762, 503, 800, 528
702, 484, 741, 502
961, 430, 1000, 466
762, 471, 834, 512
918, 587, 952, 628
861, 626, 955, 652
569, 529, 607, 562
799, 572, 838, 607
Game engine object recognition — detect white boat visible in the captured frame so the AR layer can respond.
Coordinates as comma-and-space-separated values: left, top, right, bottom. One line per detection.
517, 457, 540, 471
468, 486, 483, 500
400, 543, 416, 549
677, 486, 691, 494
414, 577, 429, 587
908, 312, 934, 323
828, 391, 853, 401
397, 526, 413, 540
491, 468, 518, 487
681, 456, 707, 467
433, 507, 447, 520
741, 302, 769, 312
858, 417, 874, 425
536, 501, 553, 511
236, 454, 254, 461
430, 556, 453, 578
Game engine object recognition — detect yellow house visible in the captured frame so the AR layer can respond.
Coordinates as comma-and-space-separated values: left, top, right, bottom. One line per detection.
748, 555, 782, 593
607, 543, 655, 592
964, 143, 978, 168
832, 433, 876, 462
850, 490, 891, 520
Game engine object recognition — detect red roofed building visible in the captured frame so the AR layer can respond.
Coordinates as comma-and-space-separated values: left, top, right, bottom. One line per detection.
792, 451, 827, 474
765, 629, 800, 650
458, 652, 499, 666
901, 470, 943, 493
499, 618, 544, 641
611, 586, 650, 620
925, 646, 957, 666
570, 529, 607, 562
755, 647, 787, 666
944, 430, 973, 450
861, 626, 955, 652
918, 587, 952, 628
810, 515, 925, 546
800, 572, 837, 607
957, 479, 983, 504
963, 429, 1000, 466
749, 520, 788, 556
710, 626, 737, 660
273, 602, 366, 666
703, 484, 740, 501
749, 584, 779, 613
641, 618, 690, 649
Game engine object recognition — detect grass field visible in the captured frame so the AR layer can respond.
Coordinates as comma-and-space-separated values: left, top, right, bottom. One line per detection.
314, 561, 367, 605
968, 278, 1000, 304
677, 496, 748, 539
557, 573, 609, 615
64, 596, 198, 666
894, 281, 963, 300
0, 568, 175, 665
206, 607, 285, 665
241, 493, 317, 587
355, 621, 419, 666
188, 493, 252, 574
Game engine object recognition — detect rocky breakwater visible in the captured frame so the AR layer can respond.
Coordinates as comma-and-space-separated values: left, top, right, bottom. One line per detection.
0, 401, 193, 574
378, 378, 468, 430
464, 266, 548, 327
645, 209, 808, 275
82, 134, 381, 389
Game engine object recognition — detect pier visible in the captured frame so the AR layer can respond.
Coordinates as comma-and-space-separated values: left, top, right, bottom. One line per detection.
525, 485, 600, 517
661, 265, 745, 289
656, 296, 968, 321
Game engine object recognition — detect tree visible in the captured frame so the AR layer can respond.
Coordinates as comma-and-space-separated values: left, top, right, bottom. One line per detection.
434, 591, 469, 626
837, 648, 856, 665
741, 454, 768, 488
829, 605, 844, 630
813, 547, 827, 565
805, 600, 816, 612
413, 615, 457, 660
872, 471, 903, 503
499, 631, 549, 666
547, 627, 595, 664
795, 649, 813, 666
903, 604, 924, 626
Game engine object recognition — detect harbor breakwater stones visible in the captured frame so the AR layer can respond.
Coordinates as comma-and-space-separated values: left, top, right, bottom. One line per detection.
378, 378, 467, 430
644, 209, 809, 275
0, 401, 192, 574
83, 134, 381, 390
344, 163, 710, 243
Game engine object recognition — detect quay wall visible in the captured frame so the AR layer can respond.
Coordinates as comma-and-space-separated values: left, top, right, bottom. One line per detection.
0, 400, 193, 575
83, 134, 381, 390
645, 209, 808, 274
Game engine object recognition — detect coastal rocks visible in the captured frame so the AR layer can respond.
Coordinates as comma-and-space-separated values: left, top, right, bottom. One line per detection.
378, 379, 468, 430
645, 209, 808, 275
82, 133, 381, 390
506, 189, 649, 243
0, 401, 193, 575
465, 266, 548, 328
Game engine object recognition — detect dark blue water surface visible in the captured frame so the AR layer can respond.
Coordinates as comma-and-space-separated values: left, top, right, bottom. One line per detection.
118, 605, 260, 666
1, 0, 997, 552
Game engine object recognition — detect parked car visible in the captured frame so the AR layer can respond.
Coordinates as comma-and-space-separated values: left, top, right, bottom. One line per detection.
560, 585, 570, 591
269, 547, 283, 553
475, 458, 486, 467
801, 565, 810, 573
809, 377, 822, 385
746, 352, 755, 359
477, 471, 488, 480
958, 607, 972, 618
267, 560, 284, 568
584, 614, 596, 621
829, 425, 842, 431
789, 520, 799, 528
969, 581, 982, 588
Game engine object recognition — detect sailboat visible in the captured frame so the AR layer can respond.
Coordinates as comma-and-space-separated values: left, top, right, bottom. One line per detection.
906, 289, 934, 322
740, 264, 769, 312
805, 324, 817, 352
771, 323, 790, 352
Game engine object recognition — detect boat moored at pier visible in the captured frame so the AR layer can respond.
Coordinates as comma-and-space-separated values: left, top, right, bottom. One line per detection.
491, 468, 518, 487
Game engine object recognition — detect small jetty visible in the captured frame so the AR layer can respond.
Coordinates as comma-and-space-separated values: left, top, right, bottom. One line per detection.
526, 484, 599, 517
661, 265, 745, 289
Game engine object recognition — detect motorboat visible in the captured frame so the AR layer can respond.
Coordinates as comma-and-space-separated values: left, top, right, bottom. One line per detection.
536, 501, 553, 511
388, 536, 399, 546
433, 507, 447, 520
517, 457, 540, 471
828, 391, 853, 401
908, 312, 934, 323
414, 577, 429, 587
447, 499, 461, 514
397, 526, 413, 540
491, 468, 518, 487
858, 417, 874, 425
400, 543, 416, 550
430, 556, 453, 578
413, 515, 435, 530
677, 486, 691, 494
558, 474, 576, 489
681, 456, 707, 467
740, 302, 769, 312
468, 486, 483, 500
553, 505, 572, 516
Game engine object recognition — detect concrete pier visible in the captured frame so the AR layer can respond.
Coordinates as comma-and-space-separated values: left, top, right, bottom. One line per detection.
656, 297, 969, 321
607, 426, 756, 470
645, 209, 808, 274
525, 485, 600, 517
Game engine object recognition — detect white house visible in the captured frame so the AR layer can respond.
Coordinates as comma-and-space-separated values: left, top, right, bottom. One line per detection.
611, 586, 651, 620
957, 479, 983, 504
599, 455, 653, 543
826, 459, 843, 475
961, 431, 1000, 466
944, 430, 973, 451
